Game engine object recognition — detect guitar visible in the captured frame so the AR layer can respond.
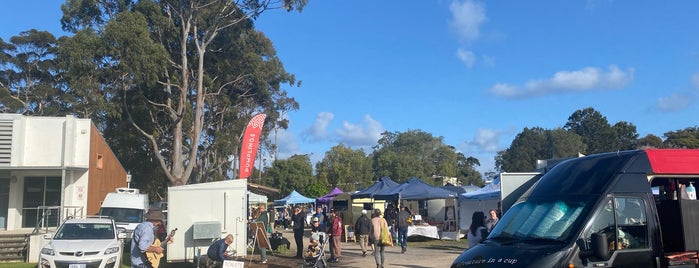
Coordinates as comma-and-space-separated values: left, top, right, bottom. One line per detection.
145, 228, 177, 268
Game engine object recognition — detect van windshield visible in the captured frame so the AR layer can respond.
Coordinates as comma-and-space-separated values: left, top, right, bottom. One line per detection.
489, 197, 593, 242
99, 208, 143, 223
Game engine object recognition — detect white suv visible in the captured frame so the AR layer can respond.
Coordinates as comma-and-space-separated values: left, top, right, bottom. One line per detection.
39, 217, 125, 268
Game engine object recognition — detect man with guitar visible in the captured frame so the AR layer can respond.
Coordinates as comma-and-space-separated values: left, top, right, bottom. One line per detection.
131, 209, 172, 268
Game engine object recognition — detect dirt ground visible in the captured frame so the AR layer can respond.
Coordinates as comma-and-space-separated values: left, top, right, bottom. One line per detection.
238, 228, 467, 268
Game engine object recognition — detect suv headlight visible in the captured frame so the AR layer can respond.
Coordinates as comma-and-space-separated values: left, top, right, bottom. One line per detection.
41, 247, 55, 256
104, 246, 120, 255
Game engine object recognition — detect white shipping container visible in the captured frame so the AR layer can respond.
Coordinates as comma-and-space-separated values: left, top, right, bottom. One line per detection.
167, 180, 248, 263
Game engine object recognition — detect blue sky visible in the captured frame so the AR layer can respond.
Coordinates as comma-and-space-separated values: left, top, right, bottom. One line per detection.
3, 0, 699, 178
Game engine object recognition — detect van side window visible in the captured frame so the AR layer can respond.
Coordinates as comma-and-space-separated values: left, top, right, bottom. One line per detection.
583, 197, 649, 261
615, 197, 648, 250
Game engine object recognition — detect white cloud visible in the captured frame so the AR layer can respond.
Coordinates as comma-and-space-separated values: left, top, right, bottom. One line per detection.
692, 72, 699, 89
489, 65, 635, 99
335, 115, 384, 149
656, 93, 693, 112
273, 127, 300, 159
482, 54, 496, 67
464, 128, 503, 153
449, 0, 487, 43
302, 112, 334, 142
456, 48, 476, 68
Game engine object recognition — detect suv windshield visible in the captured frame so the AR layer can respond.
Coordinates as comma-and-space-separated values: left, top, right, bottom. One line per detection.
99, 208, 143, 223
489, 197, 594, 242
54, 223, 115, 240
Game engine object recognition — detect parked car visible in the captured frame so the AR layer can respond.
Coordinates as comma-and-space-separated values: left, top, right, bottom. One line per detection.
39, 217, 125, 268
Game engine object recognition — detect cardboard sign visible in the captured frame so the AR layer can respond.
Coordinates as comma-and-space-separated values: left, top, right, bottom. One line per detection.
249, 222, 271, 250
222, 260, 244, 268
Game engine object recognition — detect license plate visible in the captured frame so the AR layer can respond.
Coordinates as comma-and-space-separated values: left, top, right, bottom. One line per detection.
69, 264, 86, 268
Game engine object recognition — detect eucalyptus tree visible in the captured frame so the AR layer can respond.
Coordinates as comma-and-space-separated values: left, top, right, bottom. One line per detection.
0, 30, 63, 115
59, 0, 306, 186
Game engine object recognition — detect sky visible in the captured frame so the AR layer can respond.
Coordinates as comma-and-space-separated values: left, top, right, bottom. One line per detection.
2, 0, 699, 178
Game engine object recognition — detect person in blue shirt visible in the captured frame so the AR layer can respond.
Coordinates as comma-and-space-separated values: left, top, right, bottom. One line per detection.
131, 209, 167, 268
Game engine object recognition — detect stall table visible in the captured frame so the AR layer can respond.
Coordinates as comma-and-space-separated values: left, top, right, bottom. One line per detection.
407, 225, 440, 239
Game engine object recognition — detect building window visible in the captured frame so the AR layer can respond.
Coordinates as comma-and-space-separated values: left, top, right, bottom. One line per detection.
22, 177, 61, 228
97, 154, 104, 169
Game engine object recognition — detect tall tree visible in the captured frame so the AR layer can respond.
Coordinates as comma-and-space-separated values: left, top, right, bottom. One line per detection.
59, 0, 307, 186
612, 121, 640, 151
371, 129, 478, 185
564, 107, 615, 154
263, 154, 313, 196
637, 134, 664, 148
663, 127, 699, 148
0, 30, 63, 115
315, 143, 372, 191
496, 127, 585, 172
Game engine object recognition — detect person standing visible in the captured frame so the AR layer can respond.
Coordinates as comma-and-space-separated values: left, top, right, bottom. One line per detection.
354, 209, 373, 257
485, 209, 499, 232
397, 206, 411, 253
291, 205, 306, 259
313, 206, 326, 231
131, 209, 167, 268
328, 209, 343, 263
255, 205, 270, 264
467, 211, 488, 248
370, 209, 388, 268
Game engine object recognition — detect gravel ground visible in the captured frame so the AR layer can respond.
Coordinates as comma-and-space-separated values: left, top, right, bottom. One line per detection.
239, 228, 468, 268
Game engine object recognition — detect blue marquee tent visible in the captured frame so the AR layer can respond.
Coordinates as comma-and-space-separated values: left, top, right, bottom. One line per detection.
351, 176, 400, 199
373, 177, 457, 200
274, 190, 315, 206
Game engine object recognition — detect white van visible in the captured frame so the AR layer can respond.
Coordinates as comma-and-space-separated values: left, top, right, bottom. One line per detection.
98, 188, 149, 242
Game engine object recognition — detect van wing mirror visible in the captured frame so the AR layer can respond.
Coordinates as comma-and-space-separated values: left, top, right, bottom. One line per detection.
591, 233, 609, 260
43, 233, 54, 239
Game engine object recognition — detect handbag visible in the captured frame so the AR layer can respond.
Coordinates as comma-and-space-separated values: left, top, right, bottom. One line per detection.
380, 219, 393, 246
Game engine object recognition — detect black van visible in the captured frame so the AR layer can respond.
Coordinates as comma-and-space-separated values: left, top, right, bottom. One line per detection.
451, 149, 699, 268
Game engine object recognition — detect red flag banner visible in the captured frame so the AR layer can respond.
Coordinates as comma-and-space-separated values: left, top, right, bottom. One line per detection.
239, 113, 267, 179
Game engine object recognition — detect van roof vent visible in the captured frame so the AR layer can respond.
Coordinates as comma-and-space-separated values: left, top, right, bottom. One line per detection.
116, 188, 140, 194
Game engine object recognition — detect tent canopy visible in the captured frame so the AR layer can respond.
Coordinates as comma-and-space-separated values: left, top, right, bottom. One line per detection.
274, 190, 315, 206
248, 191, 268, 204
373, 177, 457, 200
316, 187, 344, 204
351, 176, 400, 199
460, 176, 500, 200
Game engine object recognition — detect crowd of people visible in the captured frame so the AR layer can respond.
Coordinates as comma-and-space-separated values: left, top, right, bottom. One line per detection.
129, 201, 501, 268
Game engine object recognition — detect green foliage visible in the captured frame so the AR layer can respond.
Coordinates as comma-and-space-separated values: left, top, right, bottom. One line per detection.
263, 154, 313, 196
663, 127, 699, 148
371, 130, 481, 186
496, 127, 585, 172
564, 107, 616, 154
315, 144, 372, 192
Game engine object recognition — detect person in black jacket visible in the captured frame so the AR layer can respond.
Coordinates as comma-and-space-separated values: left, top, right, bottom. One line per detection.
397, 206, 411, 253
291, 205, 306, 258
354, 209, 373, 257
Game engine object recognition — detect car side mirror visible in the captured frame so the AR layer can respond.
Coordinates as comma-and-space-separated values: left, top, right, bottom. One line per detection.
117, 227, 128, 239
43, 233, 54, 239
591, 233, 609, 260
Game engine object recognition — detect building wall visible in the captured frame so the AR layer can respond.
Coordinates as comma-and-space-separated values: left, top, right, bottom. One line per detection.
87, 124, 126, 215
0, 115, 126, 230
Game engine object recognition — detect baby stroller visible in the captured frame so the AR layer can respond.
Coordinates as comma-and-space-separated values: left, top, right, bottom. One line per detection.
303, 232, 329, 268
